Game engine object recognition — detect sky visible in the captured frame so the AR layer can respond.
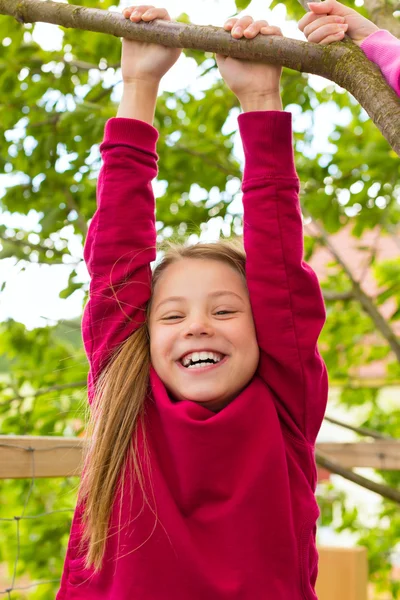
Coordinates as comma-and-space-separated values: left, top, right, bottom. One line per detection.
1, 0, 394, 548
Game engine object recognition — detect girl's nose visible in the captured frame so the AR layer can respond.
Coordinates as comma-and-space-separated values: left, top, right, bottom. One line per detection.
185, 319, 214, 337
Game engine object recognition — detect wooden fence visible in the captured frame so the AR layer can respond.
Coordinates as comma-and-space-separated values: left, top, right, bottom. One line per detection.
2, 436, 399, 598
0, 436, 399, 479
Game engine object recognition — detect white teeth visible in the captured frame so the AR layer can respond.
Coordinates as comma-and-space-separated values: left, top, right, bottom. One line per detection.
181, 351, 224, 367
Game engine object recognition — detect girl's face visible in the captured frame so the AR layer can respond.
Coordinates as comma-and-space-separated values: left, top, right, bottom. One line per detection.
149, 258, 260, 412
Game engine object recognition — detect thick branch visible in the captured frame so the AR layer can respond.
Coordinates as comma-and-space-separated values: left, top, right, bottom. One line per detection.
316, 452, 400, 504
0, 0, 399, 153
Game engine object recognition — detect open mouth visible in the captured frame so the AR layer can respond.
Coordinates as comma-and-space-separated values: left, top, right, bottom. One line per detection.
179, 351, 226, 370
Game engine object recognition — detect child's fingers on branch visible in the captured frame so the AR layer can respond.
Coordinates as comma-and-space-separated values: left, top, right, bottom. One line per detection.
223, 16, 282, 40
301, 15, 348, 44
123, 5, 171, 21
121, 5, 181, 85
298, 0, 379, 46
224, 15, 255, 38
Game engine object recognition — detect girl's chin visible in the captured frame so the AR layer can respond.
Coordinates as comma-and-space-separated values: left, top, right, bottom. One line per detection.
173, 391, 232, 412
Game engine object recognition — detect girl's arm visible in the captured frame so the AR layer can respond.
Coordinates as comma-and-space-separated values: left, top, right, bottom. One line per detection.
82, 109, 158, 402
217, 17, 328, 444
239, 110, 328, 445
299, 0, 400, 97
361, 30, 400, 97
82, 6, 181, 401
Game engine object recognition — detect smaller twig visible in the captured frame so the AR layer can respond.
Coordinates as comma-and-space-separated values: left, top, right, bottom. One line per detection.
324, 414, 394, 440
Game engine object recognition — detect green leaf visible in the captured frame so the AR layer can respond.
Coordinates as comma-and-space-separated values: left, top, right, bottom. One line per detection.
235, 0, 252, 11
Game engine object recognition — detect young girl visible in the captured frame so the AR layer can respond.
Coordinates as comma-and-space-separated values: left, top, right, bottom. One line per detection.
299, 0, 400, 97
57, 6, 328, 599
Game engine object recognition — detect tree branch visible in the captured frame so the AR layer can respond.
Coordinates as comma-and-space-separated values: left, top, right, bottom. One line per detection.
324, 414, 395, 440
322, 290, 354, 301
316, 452, 400, 504
363, 0, 400, 38
174, 143, 242, 177
0, 0, 399, 153
303, 210, 400, 364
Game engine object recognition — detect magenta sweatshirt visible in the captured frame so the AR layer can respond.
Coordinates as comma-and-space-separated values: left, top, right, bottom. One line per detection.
361, 29, 400, 96
56, 112, 328, 600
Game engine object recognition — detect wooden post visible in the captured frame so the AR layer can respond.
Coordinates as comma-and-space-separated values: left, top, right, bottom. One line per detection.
316, 547, 368, 600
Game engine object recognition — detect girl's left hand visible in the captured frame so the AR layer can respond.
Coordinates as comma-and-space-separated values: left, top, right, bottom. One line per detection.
216, 17, 283, 105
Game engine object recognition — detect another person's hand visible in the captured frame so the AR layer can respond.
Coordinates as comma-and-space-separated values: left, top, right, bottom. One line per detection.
298, 0, 379, 46
216, 16, 283, 111
122, 5, 181, 84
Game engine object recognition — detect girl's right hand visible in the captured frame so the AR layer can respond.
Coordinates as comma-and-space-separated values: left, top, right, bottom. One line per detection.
298, 0, 379, 46
121, 6, 182, 84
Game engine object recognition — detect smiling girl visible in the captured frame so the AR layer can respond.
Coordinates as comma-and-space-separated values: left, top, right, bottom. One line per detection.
57, 6, 328, 600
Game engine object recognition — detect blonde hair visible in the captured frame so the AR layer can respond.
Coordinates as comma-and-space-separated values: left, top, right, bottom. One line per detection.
78, 239, 246, 571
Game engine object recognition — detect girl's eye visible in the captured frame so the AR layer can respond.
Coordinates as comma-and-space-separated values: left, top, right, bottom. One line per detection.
215, 310, 235, 316
163, 315, 183, 320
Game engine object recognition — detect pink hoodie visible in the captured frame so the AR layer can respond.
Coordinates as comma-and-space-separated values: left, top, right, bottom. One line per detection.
361, 29, 400, 96
56, 112, 328, 600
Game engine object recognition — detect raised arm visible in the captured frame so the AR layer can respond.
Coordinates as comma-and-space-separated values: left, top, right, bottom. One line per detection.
82, 6, 181, 400
82, 114, 158, 401
361, 31, 400, 97
239, 111, 328, 445
217, 17, 328, 444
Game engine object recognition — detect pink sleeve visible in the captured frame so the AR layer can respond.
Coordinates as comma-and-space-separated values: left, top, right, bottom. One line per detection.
82, 118, 158, 402
238, 111, 328, 444
361, 30, 400, 96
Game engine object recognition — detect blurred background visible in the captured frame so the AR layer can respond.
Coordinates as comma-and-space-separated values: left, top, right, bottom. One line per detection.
0, 0, 399, 597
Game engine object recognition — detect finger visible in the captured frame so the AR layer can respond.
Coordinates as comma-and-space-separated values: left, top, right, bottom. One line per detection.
260, 25, 282, 36
141, 7, 170, 21
127, 5, 154, 21
307, 0, 348, 17
298, 12, 319, 32
307, 22, 347, 43
319, 30, 346, 44
224, 18, 238, 31
232, 15, 254, 38
123, 6, 135, 17
243, 20, 269, 38
303, 15, 345, 38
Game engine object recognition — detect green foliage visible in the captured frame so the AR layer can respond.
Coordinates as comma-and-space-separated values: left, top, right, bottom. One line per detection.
235, 0, 253, 11
0, 0, 399, 597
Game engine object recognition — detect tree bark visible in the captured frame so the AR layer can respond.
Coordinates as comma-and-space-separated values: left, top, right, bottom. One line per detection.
0, 0, 399, 154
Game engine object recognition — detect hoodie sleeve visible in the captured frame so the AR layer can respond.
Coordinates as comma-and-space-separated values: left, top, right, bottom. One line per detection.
238, 111, 328, 444
82, 118, 158, 402
361, 29, 400, 97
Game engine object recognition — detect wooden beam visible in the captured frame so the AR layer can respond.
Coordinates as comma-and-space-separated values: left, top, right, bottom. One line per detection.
0, 436, 399, 479
0, 435, 85, 479
317, 441, 400, 470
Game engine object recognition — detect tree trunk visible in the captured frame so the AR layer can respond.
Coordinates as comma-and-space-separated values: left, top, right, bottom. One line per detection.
0, 0, 399, 154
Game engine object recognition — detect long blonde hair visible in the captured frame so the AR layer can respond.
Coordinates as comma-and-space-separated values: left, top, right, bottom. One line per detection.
78, 239, 246, 571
